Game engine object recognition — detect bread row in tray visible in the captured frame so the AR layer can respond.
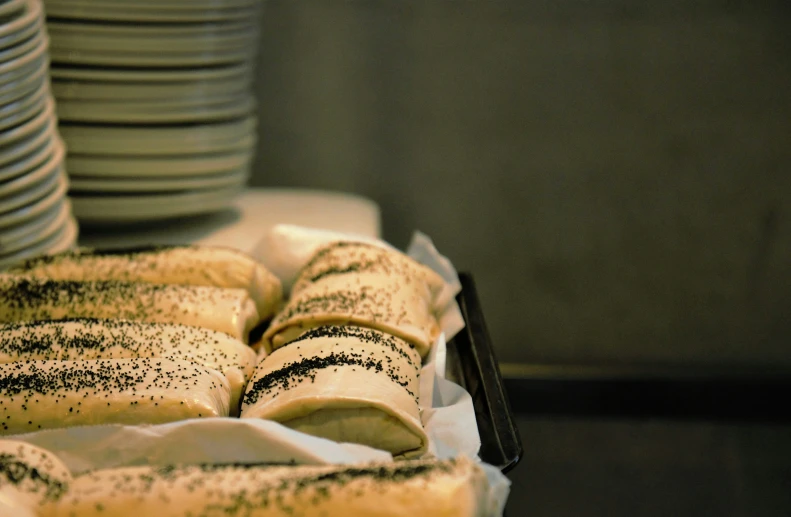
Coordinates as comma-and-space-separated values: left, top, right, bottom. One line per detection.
0, 440, 490, 517
0, 240, 446, 458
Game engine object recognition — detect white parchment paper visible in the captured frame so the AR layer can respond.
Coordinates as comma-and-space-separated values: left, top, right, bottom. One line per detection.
10, 224, 511, 515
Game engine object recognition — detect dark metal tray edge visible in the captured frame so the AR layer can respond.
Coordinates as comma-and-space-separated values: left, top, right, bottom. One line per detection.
446, 273, 523, 473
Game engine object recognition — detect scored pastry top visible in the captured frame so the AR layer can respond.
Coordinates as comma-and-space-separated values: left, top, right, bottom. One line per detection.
281, 325, 421, 369
263, 241, 444, 356
241, 324, 427, 458
244, 325, 421, 407
291, 241, 444, 298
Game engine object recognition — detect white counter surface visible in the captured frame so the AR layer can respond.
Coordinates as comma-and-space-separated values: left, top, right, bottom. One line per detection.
77, 188, 381, 253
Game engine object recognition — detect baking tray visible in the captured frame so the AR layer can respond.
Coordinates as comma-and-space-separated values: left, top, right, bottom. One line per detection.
22, 250, 522, 472
446, 273, 523, 473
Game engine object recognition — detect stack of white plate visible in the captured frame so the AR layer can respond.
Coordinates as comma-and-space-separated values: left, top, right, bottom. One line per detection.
43, 0, 261, 224
0, 0, 77, 269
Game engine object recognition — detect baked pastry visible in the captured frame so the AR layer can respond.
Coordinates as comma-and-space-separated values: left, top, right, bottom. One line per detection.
262, 242, 444, 357
0, 358, 230, 435
0, 490, 36, 517
242, 326, 427, 458
0, 277, 259, 344
0, 440, 71, 516
43, 456, 488, 517
0, 319, 256, 415
7, 245, 283, 321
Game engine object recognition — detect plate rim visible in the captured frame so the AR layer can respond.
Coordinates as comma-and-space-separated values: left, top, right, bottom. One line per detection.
0, 171, 68, 230
71, 184, 243, 223
68, 167, 249, 193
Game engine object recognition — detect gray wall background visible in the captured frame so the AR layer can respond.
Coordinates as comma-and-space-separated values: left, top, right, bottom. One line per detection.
250, 0, 791, 366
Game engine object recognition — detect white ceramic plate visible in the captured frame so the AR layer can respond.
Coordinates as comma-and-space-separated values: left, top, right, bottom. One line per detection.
43, 3, 259, 23
0, 79, 47, 131
0, 56, 47, 105
0, 132, 56, 183
51, 75, 252, 101
0, 18, 46, 75
56, 95, 256, 124
0, 0, 26, 19
0, 0, 41, 39
69, 167, 249, 193
0, 138, 63, 200
0, 197, 68, 251
0, 2, 41, 51
0, 45, 45, 79
56, 91, 249, 110
50, 46, 254, 68
59, 117, 256, 155
66, 148, 252, 178
0, 96, 53, 147
50, 61, 249, 83
0, 75, 47, 117
0, 214, 78, 270
0, 172, 68, 229
45, 0, 257, 11
0, 28, 44, 65
48, 25, 255, 53
0, 164, 63, 216
0, 116, 55, 170
47, 215, 80, 254
63, 133, 256, 158
71, 184, 242, 223
0, 196, 69, 255
46, 18, 255, 37
0, 26, 47, 66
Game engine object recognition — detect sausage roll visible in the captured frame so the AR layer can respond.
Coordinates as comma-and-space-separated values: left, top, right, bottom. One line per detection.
0, 440, 71, 516
262, 242, 444, 357
43, 456, 488, 517
7, 245, 282, 321
0, 319, 256, 415
242, 326, 426, 458
0, 277, 259, 344
0, 358, 230, 435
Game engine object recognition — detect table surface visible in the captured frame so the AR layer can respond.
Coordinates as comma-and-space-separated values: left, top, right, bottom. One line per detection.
77, 188, 381, 252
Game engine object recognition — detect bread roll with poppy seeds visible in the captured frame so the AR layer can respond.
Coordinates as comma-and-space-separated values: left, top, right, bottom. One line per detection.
7, 245, 282, 321
43, 456, 488, 517
0, 319, 255, 415
0, 277, 259, 344
0, 440, 71, 516
0, 358, 230, 435
243, 326, 426, 458
263, 242, 444, 357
